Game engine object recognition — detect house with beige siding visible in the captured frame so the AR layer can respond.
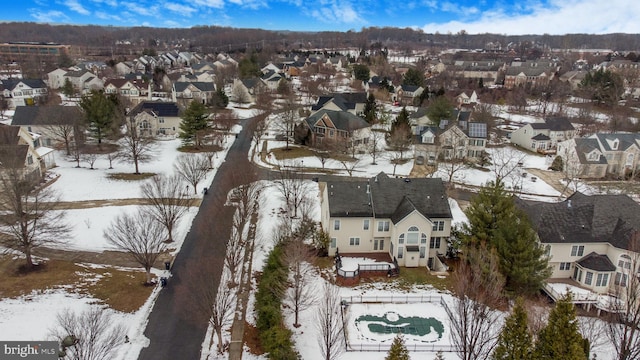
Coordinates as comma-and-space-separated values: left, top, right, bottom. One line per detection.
510, 117, 576, 153
516, 192, 640, 304
320, 173, 452, 270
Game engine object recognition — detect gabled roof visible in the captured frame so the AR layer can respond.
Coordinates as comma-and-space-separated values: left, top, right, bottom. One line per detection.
174, 82, 215, 92
325, 172, 451, 222
591, 133, 640, 152
1, 78, 47, 91
574, 138, 607, 165
515, 192, 640, 250
130, 101, 180, 117
577, 252, 616, 272
0, 125, 28, 168
12, 105, 83, 126
545, 117, 575, 131
305, 110, 370, 132
312, 92, 367, 112
531, 133, 551, 141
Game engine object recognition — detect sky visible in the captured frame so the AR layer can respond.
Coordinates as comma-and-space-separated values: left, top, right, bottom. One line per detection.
1, 0, 638, 35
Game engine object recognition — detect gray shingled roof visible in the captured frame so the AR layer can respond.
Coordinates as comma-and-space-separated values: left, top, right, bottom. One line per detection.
574, 138, 608, 165
311, 92, 367, 112
515, 192, 640, 250
577, 252, 616, 272
12, 106, 82, 126
305, 109, 370, 132
130, 101, 180, 117
532, 133, 550, 141
174, 82, 215, 92
592, 133, 640, 152
326, 172, 451, 223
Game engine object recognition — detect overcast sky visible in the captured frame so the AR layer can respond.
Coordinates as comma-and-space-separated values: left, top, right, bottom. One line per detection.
2, 0, 638, 35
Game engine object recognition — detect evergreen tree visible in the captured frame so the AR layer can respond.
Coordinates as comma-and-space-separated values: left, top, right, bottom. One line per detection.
579, 68, 624, 106
363, 92, 377, 123
534, 293, 587, 360
385, 334, 410, 360
213, 86, 229, 109
179, 100, 209, 147
238, 52, 261, 78
79, 90, 116, 144
493, 297, 534, 360
62, 78, 74, 97
352, 64, 371, 82
391, 107, 411, 133
402, 68, 425, 87
462, 182, 550, 295
426, 96, 453, 127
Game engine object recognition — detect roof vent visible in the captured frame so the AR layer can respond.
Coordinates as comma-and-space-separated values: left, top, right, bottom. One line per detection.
567, 200, 572, 208
404, 178, 411, 183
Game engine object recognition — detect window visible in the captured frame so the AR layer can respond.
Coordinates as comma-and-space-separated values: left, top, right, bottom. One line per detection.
349, 237, 360, 246
398, 234, 405, 244
430, 237, 441, 249
432, 221, 445, 232
398, 246, 404, 259
407, 226, 419, 244
377, 221, 390, 232
330, 238, 336, 248
334, 220, 340, 230
559, 262, 571, 271
596, 273, 609, 287
419, 246, 426, 259
159, 118, 165, 123
421, 234, 427, 244
363, 219, 369, 230
585, 271, 593, 286
570, 245, 584, 257
615, 272, 627, 287
27, 155, 33, 165
374, 238, 384, 251
618, 255, 632, 269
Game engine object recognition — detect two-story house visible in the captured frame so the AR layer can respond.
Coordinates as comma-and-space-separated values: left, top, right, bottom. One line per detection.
557, 133, 640, 179
301, 109, 371, 152
127, 101, 182, 137
0, 79, 48, 109
311, 92, 368, 116
0, 124, 46, 184
320, 173, 452, 270
516, 192, 640, 303
104, 78, 150, 104
510, 117, 577, 153
171, 82, 216, 105
504, 62, 557, 89
11, 105, 84, 150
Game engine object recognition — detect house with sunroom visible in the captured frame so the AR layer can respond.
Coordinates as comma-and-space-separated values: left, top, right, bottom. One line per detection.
515, 192, 640, 302
319, 172, 452, 270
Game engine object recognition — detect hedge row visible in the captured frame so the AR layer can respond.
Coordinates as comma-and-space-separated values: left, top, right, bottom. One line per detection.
255, 243, 299, 360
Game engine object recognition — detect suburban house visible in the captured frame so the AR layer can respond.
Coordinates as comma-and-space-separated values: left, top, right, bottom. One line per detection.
232, 78, 263, 103
171, 82, 216, 104
394, 84, 424, 105
414, 110, 488, 163
0, 124, 47, 183
104, 78, 150, 103
63, 69, 104, 94
11, 105, 84, 149
446, 60, 505, 86
557, 132, 640, 179
510, 117, 577, 153
301, 109, 371, 151
320, 173, 452, 270
504, 62, 557, 89
515, 192, 640, 305
127, 101, 182, 137
0, 79, 48, 108
311, 92, 368, 116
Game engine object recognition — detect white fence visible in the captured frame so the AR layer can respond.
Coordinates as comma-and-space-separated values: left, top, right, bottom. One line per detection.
341, 294, 444, 304
337, 263, 393, 278
347, 342, 456, 352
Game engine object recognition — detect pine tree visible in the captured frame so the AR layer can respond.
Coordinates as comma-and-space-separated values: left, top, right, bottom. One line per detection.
179, 100, 209, 147
462, 181, 550, 295
534, 293, 587, 360
79, 89, 116, 144
385, 334, 410, 360
363, 92, 377, 123
493, 297, 534, 360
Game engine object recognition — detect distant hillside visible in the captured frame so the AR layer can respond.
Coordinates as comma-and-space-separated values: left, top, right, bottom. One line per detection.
0, 22, 639, 54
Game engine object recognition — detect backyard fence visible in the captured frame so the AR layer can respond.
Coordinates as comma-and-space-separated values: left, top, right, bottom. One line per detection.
336, 263, 394, 278
341, 294, 444, 304
347, 342, 456, 353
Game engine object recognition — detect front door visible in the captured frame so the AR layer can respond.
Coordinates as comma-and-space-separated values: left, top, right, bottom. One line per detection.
405, 248, 420, 267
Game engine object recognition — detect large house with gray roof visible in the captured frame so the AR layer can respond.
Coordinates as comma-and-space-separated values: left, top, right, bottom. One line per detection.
557, 132, 640, 179
301, 109, 371, 151
311, 92, 368, 116
510, 117, 577, 153
320, 173, 452, 270
128, 101, 181, 137
516, 192, 640, 300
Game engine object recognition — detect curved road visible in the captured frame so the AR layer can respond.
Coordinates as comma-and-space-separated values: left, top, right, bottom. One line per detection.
138, 117, 258, 360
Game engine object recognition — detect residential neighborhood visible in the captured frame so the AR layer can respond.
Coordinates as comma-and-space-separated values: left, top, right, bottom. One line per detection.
1, 24, 640, 360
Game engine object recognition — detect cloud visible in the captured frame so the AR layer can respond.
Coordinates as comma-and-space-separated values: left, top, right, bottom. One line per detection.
227, 0, 268, 10
164, 2, 197, 16
191, 0, 224, 8
309, 0, 364, 25
29, 9, 71, 23
421, 0, 640, 35
63, 0, 91, 15
123, 2, 159, 16
94, 11, 122, 21
88, 0, 118, 6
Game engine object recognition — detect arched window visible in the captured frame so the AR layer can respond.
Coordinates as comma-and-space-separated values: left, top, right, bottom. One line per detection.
398, 234, 404, 244
618, 254, 632, 270
421, 233, 427, 244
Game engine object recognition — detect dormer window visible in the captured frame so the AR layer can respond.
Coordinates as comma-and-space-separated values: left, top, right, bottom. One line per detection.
612, 138, 619, 150
588, 151, 600, 161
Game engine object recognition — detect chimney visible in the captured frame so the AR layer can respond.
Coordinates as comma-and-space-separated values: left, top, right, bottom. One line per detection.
366, 184, 370, 194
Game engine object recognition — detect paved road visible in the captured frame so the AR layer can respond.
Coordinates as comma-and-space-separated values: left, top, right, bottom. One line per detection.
138, 117, 258, 360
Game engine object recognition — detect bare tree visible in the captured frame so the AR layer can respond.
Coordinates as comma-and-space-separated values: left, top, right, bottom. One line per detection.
312, 141, 335, 169
488, 146, 526, 186
250, 113, 268, 156
45, 122, 77, 156
176, 258, 236, 355
444, 245, 505, 360
556, 144, 586, 196
232, 81, 252, 104
368, 130, 386, 165
606, 233, 640, 360
106, 151, 120, 169
385, 150, 406, 177
275, 94, 300, 150
174, 153, 210, 195
70, 136, 83, 168
275, 160, 311, 217
0, 166, 70, 269
284, 239, 317, 327
103, 210, 167, 284
118, 116, 156, 174
316, 281, 346, 360
140, 174, 191, 243
82, 152, 99, 169
386, 125, 413, 160
49, 307, 127, 360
